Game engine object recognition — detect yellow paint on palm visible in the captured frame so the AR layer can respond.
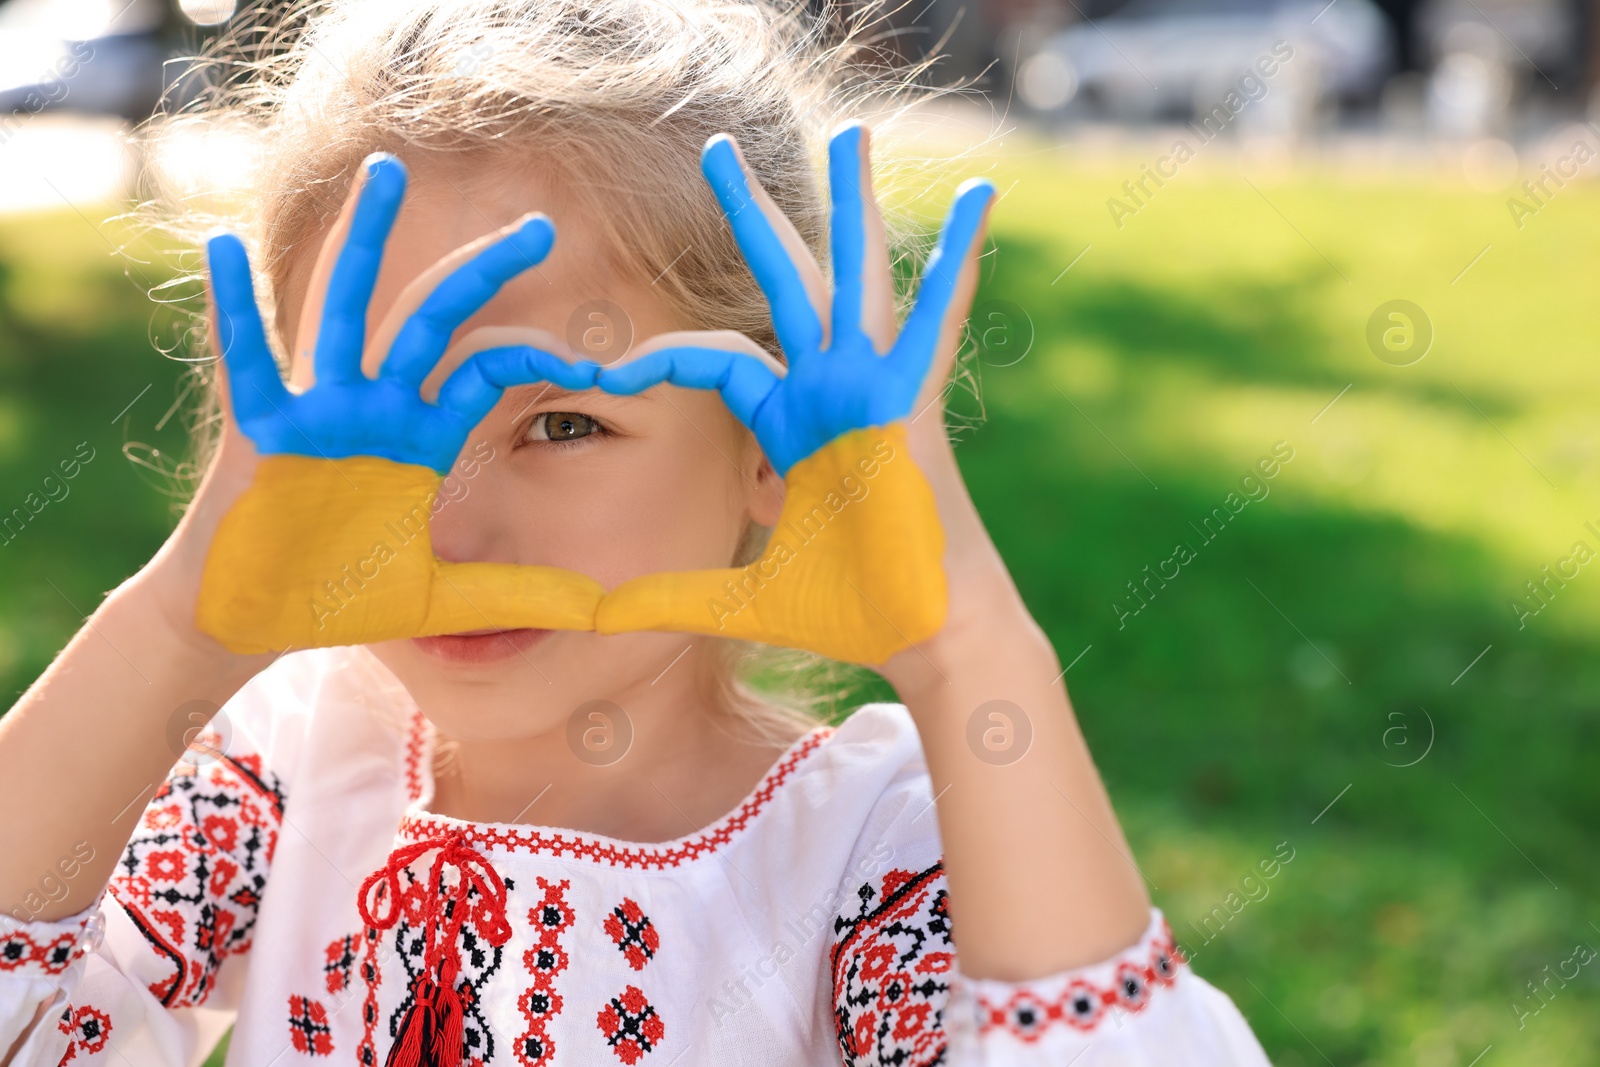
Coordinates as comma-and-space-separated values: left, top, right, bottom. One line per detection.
198, 426, 946, 661
196, 455, 605, 653
594, 424, 947, 664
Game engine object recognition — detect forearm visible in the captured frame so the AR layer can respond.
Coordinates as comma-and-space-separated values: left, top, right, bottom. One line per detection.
889, 585, 1151, 982
878, 420, 1150, 981
0, 570, 263, 922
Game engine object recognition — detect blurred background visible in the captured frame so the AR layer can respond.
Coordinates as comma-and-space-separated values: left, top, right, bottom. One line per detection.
2, 0, 1598, 1064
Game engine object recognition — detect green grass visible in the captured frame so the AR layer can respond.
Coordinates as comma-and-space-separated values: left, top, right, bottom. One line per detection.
946, 148, 1600, 1064
3, 145, 1598, 1065
0, 215, 195, 683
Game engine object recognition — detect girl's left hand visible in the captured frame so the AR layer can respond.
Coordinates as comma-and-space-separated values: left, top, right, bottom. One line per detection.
592, 125, 1004, 669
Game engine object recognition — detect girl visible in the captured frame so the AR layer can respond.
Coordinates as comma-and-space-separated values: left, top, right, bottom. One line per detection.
0, 0, 1271, 1064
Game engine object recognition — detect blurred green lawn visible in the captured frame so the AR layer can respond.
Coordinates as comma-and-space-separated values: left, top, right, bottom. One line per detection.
3, 146, 1598, 1066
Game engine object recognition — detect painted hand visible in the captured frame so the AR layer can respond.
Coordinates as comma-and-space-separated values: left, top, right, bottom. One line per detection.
585, 126, 995, 663
197, 154, 606, 653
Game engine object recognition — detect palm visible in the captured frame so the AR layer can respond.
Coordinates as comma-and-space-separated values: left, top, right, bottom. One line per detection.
726, 343, 887, 474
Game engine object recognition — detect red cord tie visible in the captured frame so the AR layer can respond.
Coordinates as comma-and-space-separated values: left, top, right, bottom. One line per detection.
358, 832, 513, 1067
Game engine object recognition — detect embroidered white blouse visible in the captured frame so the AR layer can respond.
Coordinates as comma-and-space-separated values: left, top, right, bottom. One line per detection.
0, 648, 1271, 1066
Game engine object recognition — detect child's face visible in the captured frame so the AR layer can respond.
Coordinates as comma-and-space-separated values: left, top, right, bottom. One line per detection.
277, 156, 783, 739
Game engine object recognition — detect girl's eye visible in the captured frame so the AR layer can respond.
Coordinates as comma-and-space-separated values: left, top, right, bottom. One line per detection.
525, 411, 601, 444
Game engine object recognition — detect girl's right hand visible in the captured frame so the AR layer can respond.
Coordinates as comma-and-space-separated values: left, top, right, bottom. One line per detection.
157, 153, 607, 656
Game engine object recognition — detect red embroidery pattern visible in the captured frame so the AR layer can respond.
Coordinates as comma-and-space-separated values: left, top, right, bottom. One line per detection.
974, 920, 1185, 1039
831, 865, 952, 1067
288, 994, 335, 1056
356, 921, 383, 1067
603, 899, 658, 972
596, 985, 664, 1065
0, 929, 78, 975
323, 934, 357, 994
399, 730, 832, 868
515, 877, 574, 1066
106, 750, 285, 1007
403, 707, 429, 803
55, 1005, 111, 1064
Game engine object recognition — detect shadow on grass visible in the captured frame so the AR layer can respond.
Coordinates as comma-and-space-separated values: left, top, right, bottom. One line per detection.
992, 229, 1527, 417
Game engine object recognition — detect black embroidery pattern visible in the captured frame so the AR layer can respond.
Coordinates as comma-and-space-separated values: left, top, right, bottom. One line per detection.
287, 994, 334, 1056
831, 864, 953, 1067
603, 899, 658, 972
107, 748, 285, 1007
596, 985, 664, 1064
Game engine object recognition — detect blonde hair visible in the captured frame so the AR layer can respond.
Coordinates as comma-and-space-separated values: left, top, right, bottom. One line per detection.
138, 0, 963, 739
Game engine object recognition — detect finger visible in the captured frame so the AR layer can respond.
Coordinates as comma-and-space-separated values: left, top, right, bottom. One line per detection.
289, 163, 366, 390
206, 232, 289, 426
828, 125, 867, 345
432, 359, 503, 428
420, 324, 573, 402
603, 329, 786, 384
702, 135, 829, 359
598, 330, 782, 430
290, 158, 408, 388
896, 179, 996, 390
425, 562, 605, 635
371, 213, 556, 389
433, 344, 600, 429
852, 128, 899, 352
314, 153, 407, 385
469, 345, 602, 392
827, 124, 898, 353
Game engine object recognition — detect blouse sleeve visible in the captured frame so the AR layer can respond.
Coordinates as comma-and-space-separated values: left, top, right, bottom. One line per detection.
827, 780, 1271, 1066
0, 661, 302, 1066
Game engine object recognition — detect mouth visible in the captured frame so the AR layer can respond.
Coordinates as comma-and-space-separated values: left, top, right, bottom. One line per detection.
412, 628, 552, 664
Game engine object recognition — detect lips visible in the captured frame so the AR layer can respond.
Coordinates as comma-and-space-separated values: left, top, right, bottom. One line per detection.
412, 628, 551, 664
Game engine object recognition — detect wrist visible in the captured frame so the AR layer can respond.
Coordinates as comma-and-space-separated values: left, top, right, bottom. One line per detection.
108, 563, 271, 695
878, 575, 1054, 702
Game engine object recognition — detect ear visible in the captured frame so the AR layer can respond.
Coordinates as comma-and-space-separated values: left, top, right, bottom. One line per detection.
745, 447, 785, 528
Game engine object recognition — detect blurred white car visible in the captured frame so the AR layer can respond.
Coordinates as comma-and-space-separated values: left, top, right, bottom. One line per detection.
1020, 0, 1395, 122
0, 0, 166, 120
1416, 0, 1572, 136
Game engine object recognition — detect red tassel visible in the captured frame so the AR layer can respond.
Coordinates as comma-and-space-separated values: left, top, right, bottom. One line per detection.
385, 974, 436, 1067
430, 983, 464, 1064
428, 951, 464, 1065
